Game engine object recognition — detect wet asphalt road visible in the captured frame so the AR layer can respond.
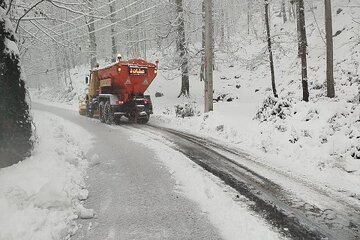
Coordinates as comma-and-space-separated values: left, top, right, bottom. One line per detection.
33, 103, 223, 240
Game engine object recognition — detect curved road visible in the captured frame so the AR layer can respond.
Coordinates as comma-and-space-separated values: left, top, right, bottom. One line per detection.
33, 103, 223, 240
129, 126, 360, 240
33, 102, 360, 240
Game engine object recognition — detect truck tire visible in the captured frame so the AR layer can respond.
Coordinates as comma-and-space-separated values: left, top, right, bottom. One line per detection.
104, 101, 113, 124
114, 116, 121, 125
138, 115, 150, 124
127, 111, 136, 123
99, 101, 105, 123
86, 103, 93, 118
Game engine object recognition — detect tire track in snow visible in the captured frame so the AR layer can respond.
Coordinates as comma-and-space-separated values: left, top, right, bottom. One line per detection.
123, 124, 360, 240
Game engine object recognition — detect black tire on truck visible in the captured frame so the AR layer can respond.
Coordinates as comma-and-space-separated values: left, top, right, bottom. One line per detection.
104, 101, 113, 124
99, 101, 105, 123
86, 103, 93, 118
114, 115, 121, 125
138, 115, 150, 124
127, 110, 137, 123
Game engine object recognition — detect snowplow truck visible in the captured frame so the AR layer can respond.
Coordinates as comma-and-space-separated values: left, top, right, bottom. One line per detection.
79, 58, 158, 124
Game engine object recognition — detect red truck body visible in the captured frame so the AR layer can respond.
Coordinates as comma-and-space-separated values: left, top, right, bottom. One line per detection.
97, 59, 158, 102
80, 58, 158, 124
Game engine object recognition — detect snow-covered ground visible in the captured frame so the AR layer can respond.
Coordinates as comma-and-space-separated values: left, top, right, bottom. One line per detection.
0, 106, 287, 239
131, 134, 285, 240
19, 0, 360, 238
147, 0, 359, 201
0, 110, 92, 240
147, 70, 360, 200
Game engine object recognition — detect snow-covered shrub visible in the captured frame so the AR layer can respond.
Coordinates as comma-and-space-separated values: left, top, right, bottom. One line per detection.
175, 102, 199, 118
327, 110, 350, 132
162, 107, 172, 115
289, 127, 299, 144
350, 144, 360, 160
274, 121, 287, 132
255, 96, 292, 122
304, 108, 320, 121
215, 125, 224, 132
214, 93, 235, 102
324, 105, 360, 160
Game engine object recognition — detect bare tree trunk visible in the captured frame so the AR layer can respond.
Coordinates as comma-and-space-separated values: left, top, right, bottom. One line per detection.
134, 14, 140, 57
176, 0, 189, 97
200, 1, 205, 82
220, 8, 225, 47
265, 0, 278, 98
63, 50, 73, 91
291, 0, 296, 21
87, 0, 97, 68
298, 0, 309, 102
325, 0, 335, 98
296, 1, 301, 57
288, 0, 294, 21
204, 0, 213, 112
55, 45, 61, 86
109, 0, 117, 63
124, 0, 130, 57
282, 0, 287, 23
247, 0, 251, 35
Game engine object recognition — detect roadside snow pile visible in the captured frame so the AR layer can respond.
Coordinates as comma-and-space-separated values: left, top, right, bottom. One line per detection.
0, 110, 92, 240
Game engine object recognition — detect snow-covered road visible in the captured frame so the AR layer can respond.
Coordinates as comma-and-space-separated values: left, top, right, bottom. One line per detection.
32, 103, 283, 240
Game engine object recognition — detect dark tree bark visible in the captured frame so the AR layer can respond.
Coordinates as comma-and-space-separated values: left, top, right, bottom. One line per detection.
281, 0, 287, 23
247, 0, 251, 34
175, 0, 189, 97
87, 0, 97, 69
296, 0, 301, 57
0, 5, 33, 168
109, 0, 117, 63
200, 1, 205, 82
297, 0, 309, 102
325, 0, 335, 98
220, 9, 225, 47
288, 0, 294, 21
265, 0, 278, 98
204, 0, 213, 112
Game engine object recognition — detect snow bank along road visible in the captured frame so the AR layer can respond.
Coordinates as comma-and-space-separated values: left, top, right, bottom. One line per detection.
125, 125, 360, 240
33, 102, 284, 240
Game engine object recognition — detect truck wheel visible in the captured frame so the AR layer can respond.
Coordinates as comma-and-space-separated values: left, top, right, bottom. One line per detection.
128, 111, 137, 123
137, 115, 150, 124
86, 103, 93, 118
104, 101, 113, 124
114, 116, 121, 125
99, 101, 105, 123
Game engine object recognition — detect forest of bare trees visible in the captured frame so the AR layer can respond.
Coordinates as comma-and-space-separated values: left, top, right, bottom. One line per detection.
1, 0, 358, 165
2, 0, 340, 98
